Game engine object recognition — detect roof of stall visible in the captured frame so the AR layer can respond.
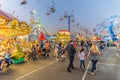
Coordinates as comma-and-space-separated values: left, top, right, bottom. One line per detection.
0, 10, 15, 20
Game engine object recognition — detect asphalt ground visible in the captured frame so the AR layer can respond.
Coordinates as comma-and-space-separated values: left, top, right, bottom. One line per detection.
0, 47, 120, 80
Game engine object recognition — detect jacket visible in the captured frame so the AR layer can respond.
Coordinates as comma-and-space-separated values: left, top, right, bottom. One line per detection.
67, 44, 76, 56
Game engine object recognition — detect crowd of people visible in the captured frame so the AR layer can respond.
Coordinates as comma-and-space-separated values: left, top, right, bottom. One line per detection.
0, 40, 51, 73
27, 40, 51, 60
66, 40, 102, 76
0, 38, 119, 76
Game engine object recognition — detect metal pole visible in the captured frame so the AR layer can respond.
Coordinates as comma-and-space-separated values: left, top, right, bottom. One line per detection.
68, 16, 70, 32
86, 31, 87, 40
0, 4, 1, 10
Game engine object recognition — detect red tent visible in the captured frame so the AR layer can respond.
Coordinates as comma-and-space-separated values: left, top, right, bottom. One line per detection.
38, 32, 46, 41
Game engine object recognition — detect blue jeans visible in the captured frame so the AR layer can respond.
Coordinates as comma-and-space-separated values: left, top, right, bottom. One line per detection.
80, 60, 85, 69
91, 60, 98, 72
5, 58, 12, 67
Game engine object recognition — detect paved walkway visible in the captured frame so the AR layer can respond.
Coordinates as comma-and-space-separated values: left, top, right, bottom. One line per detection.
0, 47, 120, 80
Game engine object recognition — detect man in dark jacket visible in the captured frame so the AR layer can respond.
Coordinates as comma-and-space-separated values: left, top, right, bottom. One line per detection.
67, 40, 76, 72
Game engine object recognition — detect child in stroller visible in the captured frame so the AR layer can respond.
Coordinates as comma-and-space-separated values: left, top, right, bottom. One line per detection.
59, 47, 66, 62
0, 56, 4, 72
4, 48, 12, 70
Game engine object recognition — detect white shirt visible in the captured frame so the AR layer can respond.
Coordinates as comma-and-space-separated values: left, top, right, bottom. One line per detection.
78, 51, 85, 60
55, 44, 59, 52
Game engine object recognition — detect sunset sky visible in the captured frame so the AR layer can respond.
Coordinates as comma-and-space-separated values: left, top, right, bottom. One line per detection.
0, 0, 120, 35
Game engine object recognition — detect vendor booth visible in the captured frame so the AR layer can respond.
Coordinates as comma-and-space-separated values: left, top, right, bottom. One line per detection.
57, 30, 70, 42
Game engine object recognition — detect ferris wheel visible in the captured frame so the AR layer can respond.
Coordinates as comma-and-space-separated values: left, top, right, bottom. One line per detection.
95, 15, 120, 41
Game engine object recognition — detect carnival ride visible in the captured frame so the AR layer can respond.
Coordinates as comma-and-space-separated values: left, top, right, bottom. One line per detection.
30, 16, 48, 41
20, 0, 27, 5
95, 15, 120, 41
0, 10, 32, 63
0, 10, 31, 36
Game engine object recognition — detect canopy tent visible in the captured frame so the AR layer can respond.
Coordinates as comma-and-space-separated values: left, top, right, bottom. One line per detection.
38, 32, 46, 41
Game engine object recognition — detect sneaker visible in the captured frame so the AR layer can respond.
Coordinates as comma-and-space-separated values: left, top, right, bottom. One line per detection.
83, 68, 86, 71
72, 67, 75, 69
90, 72, 95, 75
67, 69, 72, 72
80, 68, 82, 71
94, 69, 97, 72
56, 58, 59, 62
6, 67, 11, 71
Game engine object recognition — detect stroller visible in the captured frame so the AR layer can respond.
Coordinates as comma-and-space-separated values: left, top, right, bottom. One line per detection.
4, 55, 12, 70
58, 48, 66, 62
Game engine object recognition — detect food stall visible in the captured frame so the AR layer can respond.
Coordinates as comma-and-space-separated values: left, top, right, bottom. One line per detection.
56, 30, 70, 42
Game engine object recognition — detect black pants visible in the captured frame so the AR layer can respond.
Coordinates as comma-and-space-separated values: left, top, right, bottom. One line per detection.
44, 49, 49, 58
32, 52, 36, 60
91, 60, 98, 72
80, 60, 85, 69
67, 56, 74, 71
5, 58, 12, 67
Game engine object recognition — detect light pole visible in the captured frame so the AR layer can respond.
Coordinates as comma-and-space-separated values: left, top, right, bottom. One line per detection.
67, 15, 74, 33
63, 12, 74, 33
85, 29, 88, 40
68, 16, 71, 32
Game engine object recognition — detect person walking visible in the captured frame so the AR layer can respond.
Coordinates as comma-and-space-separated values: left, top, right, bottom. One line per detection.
80, 40, 84, 49
36, 44, 41, 59
31, 45, 37, 60
67, 40, 76, 72
44, 40, 50, 58
54, 42, 60, 61
85, 41, 89, 52
78, 48, 85, 70
99, 42, 105, 52
87, 43, 101, 75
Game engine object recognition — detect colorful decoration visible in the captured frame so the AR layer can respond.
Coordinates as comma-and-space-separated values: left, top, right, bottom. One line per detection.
11, 45, 25, 64
57, 30, 70, 42
36, 16, 42, 28
0, 16, 9, 26
0, 18, 32, 36
0, 10, 31, 64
